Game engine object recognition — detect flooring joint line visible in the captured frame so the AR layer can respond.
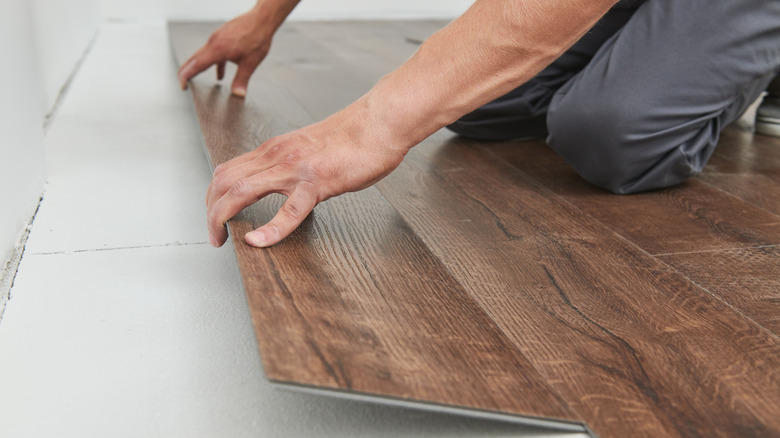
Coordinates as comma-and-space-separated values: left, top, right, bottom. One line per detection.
651, 244, 780, 257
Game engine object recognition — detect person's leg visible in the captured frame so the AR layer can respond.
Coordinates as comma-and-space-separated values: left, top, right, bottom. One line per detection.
547, 0, 780, 194
446, 1, 644, 141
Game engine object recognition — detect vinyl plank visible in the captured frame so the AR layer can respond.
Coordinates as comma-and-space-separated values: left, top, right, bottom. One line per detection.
660, 129, 780, 334
169, 22, 581, 428
381, 138, 780, 438
170, 21, 780, 437
485, 134, 780, 334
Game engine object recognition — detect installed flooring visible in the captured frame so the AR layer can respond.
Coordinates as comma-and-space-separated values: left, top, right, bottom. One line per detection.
170, 21, 780, 438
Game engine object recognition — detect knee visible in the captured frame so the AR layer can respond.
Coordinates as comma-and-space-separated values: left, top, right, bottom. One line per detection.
546, 97, 699, 194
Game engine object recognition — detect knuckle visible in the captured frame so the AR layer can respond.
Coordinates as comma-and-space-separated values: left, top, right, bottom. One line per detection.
284, 149, 303, 164
211, 171, 231, 192
277, 151, 304, 172
228, 178, 250, 198
206, 33, 221, 47
206, 35, 229, 54
264, 141, 285, 158
281, 201, 303, 221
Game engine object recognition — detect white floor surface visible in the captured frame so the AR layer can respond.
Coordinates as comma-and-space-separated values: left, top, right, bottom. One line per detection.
0, 22, 589, 438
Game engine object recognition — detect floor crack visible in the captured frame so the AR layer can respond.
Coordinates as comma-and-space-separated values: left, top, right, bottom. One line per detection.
29, 241, 210, 256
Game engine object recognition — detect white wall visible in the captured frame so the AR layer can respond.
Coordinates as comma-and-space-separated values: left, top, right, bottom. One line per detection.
101, 0, 474, 21
0, 0, 100, 274
32, 0, 102, 112
0, 0, 47, 270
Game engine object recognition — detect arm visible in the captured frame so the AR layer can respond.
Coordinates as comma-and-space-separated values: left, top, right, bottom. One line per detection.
206, 0, 619, 248
177, 0, 300, 97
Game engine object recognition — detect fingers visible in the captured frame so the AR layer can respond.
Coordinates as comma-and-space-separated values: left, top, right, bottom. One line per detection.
207, 167, 294, 247
177, 47, 221, 90
231, 60, 258, 97
244, 189, 318, 248
206, 137, 296, 207
206, 152, 272, 209
217, 61, 226, 81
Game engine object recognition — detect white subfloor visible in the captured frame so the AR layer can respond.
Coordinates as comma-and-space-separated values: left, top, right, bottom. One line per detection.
0, 22, 588, 438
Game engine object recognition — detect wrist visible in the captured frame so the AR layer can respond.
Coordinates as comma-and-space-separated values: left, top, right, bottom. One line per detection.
362, 64, 457, 150
252, 0, 300, 33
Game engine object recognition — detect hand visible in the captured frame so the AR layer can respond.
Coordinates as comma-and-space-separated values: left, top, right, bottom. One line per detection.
177, 8, 272, 97
205, 105, 408, 248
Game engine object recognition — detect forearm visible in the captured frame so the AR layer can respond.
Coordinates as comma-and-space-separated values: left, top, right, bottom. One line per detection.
355, 0, 619, 150
202, 0, 621, 248
250, 0, 301, 34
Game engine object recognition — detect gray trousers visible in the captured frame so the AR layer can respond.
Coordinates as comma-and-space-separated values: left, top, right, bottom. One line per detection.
448, 0, 780, 193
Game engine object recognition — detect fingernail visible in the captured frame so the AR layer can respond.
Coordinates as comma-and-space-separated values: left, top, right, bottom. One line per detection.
245, 231, 265, 247
209, 235, 218, 247
233, 87, 246, 97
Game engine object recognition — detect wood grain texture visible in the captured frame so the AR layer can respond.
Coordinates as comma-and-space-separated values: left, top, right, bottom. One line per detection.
488, 140, 780, 256
486, 136, 780, 335
382, 139, 780, 438
170, 21, 780, 437
658, 245, 780, 334
169, 21, 580, 426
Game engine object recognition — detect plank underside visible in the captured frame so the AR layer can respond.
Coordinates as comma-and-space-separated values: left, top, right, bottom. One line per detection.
169, 21, 780, 438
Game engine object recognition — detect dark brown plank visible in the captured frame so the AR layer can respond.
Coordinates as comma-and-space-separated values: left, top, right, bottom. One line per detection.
168, 22, 581, 427
483, 132, 780, 334
653, 128, 780, 335
260, 22, 780, 437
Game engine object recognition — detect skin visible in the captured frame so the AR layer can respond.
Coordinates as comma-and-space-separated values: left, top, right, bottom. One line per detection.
178, 0, 618, 248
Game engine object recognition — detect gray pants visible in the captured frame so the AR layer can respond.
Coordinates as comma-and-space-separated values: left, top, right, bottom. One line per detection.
448, 0, 780, 193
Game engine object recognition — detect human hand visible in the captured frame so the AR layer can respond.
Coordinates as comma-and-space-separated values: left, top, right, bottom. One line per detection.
205, 105, 409, 248
177, 8, 272, 97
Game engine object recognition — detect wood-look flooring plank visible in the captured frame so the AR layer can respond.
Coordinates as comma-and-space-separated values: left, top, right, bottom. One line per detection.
171, 21, 780, 437
169, 22, 581, 426
483, 135, 780, 334
382, 138, 780, 438
487, 134, 780, 334
658, 128, 780, 335
239, 22, 780, 437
